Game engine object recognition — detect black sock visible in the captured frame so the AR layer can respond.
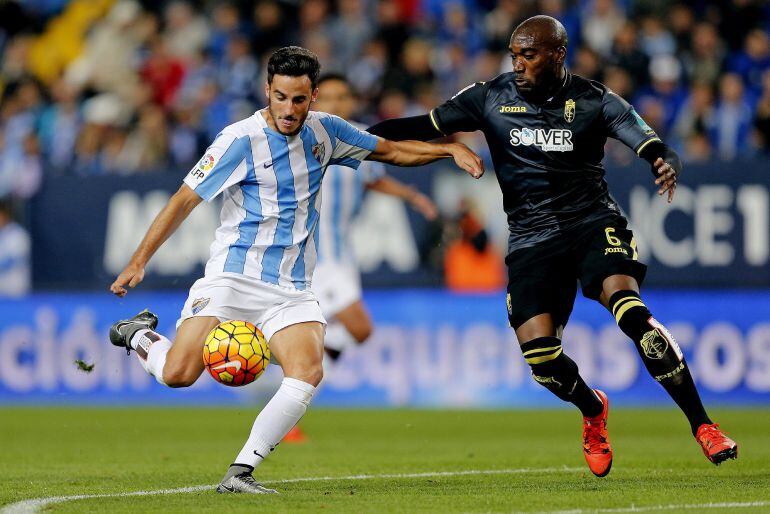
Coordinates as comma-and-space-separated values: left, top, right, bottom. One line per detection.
521, 336, 603, 418
663, 367, 713, 434
609, 290, 712, 434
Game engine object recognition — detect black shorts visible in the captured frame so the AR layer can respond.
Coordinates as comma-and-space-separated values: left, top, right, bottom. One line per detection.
505, 217, 647, 329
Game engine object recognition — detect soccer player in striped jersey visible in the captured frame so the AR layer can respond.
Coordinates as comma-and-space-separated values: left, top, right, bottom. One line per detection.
312, 73, 438, 361
108, 46, 483, 494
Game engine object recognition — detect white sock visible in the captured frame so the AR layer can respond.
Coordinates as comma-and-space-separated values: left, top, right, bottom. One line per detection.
324, 321, 357, 353
130, 329, 172, 386
233, 377, 316, 468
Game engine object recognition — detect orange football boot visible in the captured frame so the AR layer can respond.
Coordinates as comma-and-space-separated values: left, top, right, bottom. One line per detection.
695, 423, 738, 465
582, 389, 613, 477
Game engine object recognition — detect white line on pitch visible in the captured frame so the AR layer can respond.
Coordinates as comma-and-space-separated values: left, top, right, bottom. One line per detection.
539, 501, 770, 514
2, 468, 766, 514
1, 467, 580, 514
0, 486, 213, 514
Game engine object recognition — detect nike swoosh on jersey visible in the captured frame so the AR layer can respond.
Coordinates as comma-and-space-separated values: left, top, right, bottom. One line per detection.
212, 360, 242, 372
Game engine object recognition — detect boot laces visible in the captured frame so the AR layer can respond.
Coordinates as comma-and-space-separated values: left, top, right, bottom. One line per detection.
583, 418, 609, 454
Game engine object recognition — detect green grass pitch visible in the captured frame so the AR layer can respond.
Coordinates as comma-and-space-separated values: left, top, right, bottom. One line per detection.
1, 407, 768, 513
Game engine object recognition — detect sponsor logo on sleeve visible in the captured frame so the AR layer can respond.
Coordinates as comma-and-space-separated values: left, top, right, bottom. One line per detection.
632, 110, 656, 136
189, 154, 216, 181
199, 154, 216, 171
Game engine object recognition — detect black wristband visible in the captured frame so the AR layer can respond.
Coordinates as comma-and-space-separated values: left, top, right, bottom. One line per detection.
639, 141, 682, 178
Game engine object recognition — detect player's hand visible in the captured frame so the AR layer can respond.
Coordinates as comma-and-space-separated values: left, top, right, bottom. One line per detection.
653, 157, 677, 203
410, 192, 439, 220
110, 263, 145, 297
448, 143, 484, 179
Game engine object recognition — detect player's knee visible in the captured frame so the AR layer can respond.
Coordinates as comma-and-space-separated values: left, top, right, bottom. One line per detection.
162, 362, 199, 388
284, 360, 324, 387
520, 336, 578, 401
297, 364, 323, 387
608, 290, 651, 335
307, 364, 324, 387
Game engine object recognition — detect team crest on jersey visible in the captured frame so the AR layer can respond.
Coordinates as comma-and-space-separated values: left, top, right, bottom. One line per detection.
191, 297, 210, 315
564, 99, 576, 123
311, 142, 326, 163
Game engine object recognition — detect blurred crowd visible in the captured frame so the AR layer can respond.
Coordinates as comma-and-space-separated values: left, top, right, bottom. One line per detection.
1, 0, 770, 203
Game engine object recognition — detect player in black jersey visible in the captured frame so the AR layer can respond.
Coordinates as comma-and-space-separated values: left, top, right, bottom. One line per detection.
368, 15, 737, 476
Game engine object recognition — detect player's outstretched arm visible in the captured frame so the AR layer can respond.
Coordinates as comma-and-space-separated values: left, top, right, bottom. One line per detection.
367, 138, 484, 179
367, 82, 488, 142
367, 114, 443, 142
110, 184, 202, 297
601, 91, 682, 203
366, 176, 438, 220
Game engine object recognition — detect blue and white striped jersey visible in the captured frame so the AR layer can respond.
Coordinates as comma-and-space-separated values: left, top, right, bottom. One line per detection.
184, 109, 379, 290
317, 122, 386, 265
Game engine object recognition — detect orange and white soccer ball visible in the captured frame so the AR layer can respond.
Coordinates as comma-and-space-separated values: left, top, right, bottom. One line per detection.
203, 320, 270, 387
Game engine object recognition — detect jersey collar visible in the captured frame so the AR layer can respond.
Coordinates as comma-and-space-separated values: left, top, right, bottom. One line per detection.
545, 71, 572, 104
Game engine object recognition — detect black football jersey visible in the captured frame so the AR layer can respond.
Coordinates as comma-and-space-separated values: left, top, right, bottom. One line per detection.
430, 72, 660, 254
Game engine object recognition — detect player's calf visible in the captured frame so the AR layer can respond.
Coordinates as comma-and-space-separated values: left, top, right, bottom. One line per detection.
608, 290, 712, 434
520, 336, 602, 417
609, 291, 685, 382
520, 336, 611, 476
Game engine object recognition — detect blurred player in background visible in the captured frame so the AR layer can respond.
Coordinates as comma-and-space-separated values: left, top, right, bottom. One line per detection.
108, 46, 483, 494
312, 73, 438, 361
369, 16, 737, 477
0, 200, 31, 297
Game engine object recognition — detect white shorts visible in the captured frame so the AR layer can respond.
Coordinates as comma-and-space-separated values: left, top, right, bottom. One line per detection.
177, 272, 326, 341
311, 261, 362, 318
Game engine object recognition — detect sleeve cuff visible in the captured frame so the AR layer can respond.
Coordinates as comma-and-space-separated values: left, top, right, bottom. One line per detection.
428, 110, 445, 136
635, 137, 662, 156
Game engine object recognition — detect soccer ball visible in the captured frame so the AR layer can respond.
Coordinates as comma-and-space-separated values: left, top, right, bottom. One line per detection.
203, 320, 270, 387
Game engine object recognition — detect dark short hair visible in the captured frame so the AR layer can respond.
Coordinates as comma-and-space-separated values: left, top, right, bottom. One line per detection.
267, 46, 321, 89
317, 73, 349, 88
